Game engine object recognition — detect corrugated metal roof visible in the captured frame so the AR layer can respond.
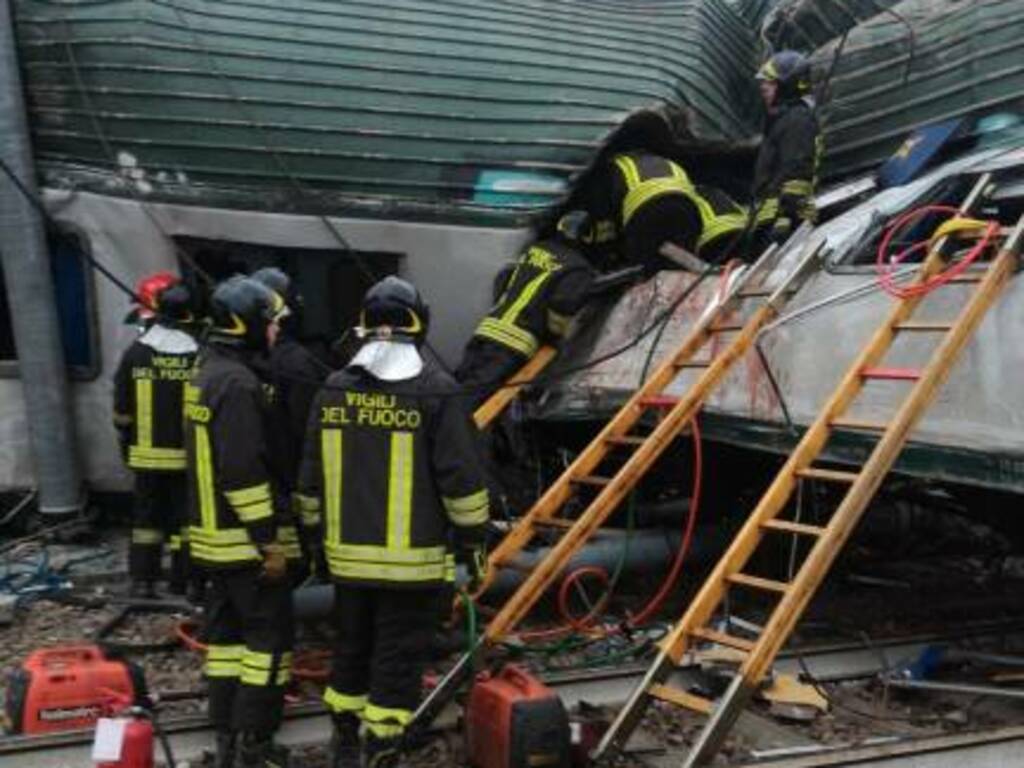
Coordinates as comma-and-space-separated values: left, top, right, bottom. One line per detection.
15, 0, 761, 224
817, 0, 1024, 179
762, 0, 903, 51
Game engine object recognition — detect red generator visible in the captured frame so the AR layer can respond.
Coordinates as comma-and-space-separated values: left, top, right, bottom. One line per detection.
4, 645, 146, 734
465, 665, 571, 768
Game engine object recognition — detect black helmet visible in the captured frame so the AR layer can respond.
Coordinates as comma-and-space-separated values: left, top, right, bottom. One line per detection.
556, 210, 594, 244
357, 276, 429, 342
756, 50, 811, 101
155, 282, 195, 325
251, 266, 302, 330
209, 276, 288, 350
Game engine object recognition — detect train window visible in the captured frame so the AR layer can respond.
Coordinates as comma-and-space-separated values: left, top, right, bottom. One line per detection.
0, 231, 98, 377
174, 238, 400, 363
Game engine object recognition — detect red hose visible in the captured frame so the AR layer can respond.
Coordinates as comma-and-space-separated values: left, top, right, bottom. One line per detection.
876, 205, 997, 299
625, 416, 703, 628
557, 566, 611, 632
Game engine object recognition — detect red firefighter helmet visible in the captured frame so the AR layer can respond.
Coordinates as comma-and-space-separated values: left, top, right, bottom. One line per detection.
125, 272, 180, 325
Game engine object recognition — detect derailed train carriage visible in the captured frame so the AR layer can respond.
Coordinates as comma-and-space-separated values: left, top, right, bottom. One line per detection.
1, 0, 1023, 521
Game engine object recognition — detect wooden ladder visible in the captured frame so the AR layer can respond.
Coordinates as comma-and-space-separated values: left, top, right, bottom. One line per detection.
410, 231, 823, 734
473, 345, 557, 429
593, 177, 1022, 767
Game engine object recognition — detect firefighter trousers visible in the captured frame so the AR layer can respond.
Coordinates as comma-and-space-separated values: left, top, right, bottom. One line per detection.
202, 566, 294, 734
322, 584, 440, 739
129, 470, 188, 587
455, 337, 528, 411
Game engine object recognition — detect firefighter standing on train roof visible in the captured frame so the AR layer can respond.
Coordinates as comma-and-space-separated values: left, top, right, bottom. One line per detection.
455, 211, 596, 407
113, 272, 198, 598
581, 150, 752, 270
184, 275, 302, 768
752, 49, 822, 244
249, 267, 327, 564
297, 276, 490, 768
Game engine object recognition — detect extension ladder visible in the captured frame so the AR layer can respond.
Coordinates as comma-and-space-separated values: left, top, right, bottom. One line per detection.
473, 346, 557, 429
411, 231, 822, 733
593, 176, 1022, 767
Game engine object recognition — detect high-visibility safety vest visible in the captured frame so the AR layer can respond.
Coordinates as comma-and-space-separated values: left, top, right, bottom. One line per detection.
112, 324, 197, 472
473, 239, 595, 358
184, 345, 302, 568
594, 153, 749, 255
297, 358, 490, 588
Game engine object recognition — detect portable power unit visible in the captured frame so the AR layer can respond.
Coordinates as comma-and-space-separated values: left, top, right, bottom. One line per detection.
465, 665, 571, 768
4, 645, 146, 734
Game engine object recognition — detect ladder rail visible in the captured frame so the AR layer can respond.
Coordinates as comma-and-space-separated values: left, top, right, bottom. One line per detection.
473, 345, 558, 430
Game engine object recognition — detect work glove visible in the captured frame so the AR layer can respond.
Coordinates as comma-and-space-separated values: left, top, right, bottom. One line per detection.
770, 216, 793, 245
258, 543, 288, 582
458, 542, 490, 593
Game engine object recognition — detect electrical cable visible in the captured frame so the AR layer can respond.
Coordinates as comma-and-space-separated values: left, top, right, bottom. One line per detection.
875, 206, 997, 299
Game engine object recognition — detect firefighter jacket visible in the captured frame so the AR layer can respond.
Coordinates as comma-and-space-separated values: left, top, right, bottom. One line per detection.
473, 239, 595, 359
752, 96, 821, 229
297, 355, 490, 588
184, 344, 302, 569
112, 324, 197, 472
587, 152, 748, 257
253, 336, 327, 492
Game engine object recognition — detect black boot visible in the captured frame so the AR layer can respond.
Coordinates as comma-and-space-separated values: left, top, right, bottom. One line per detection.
363, 734, 404, 768
199, 731, 236, 768
328, 714, 361, 768
238, 733, 289, 768
215, 731, 237, 768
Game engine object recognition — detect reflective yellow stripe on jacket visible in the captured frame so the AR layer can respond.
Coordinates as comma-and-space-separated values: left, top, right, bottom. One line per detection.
616, 156, 696, 226
474, 317, 539, 357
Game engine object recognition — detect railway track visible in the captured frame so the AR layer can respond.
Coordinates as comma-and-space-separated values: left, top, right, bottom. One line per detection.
4, 622, 1023, 767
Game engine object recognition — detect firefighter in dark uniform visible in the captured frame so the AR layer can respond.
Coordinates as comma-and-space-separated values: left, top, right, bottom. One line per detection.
113, 272, 198, 598
752, 50, 821, 244
250, 267, 327, 561
582, 151, 751, 270
298, 277, 490, 768
184, 276, 302, 768
455, 212, 596, 408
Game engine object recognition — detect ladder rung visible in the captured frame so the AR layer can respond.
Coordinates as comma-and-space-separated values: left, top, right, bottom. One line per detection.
639, 395, 678, 410
647, 683, 713, 714
531, 518, 575, 530
894, 321, 953, 332
737, 287, 773, 298
861, 366, 921, 381
605, 435, 647, 447
710, 324, 744, 333
830, 417, 888, 432
726, 572, 790, 594
571, 475, 613, 487
675, 360, 712, 369
946, 273, 985, 284
796, 467, 860, 483
762, 519, 826, 537
689, 626, 756, 653
495, 559, 533, 574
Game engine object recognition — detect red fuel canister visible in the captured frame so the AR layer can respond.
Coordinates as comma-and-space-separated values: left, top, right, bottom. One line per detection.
465, 664, 571, 768
96, 709, 154, 768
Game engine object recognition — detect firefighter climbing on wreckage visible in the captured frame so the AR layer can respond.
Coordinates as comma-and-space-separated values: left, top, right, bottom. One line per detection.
752, 49, 822, 244
455, 211, 596, 407
113, 272, 198, 599
298, 276, 490, 768
580, 150, 751, 270
184, 275, 303, 768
